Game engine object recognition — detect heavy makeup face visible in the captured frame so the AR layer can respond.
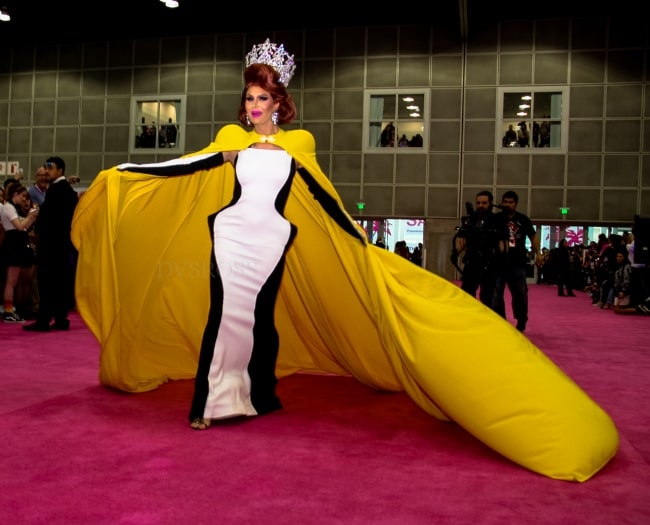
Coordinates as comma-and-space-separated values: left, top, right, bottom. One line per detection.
245, 85, 279, 129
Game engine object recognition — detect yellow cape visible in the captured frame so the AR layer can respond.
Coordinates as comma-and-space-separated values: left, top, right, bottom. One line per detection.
71, 124, 618, 481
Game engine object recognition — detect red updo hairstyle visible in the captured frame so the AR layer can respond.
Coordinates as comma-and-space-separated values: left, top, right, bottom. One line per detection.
238, 63, 297, 126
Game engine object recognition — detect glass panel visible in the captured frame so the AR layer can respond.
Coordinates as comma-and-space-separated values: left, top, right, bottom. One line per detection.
531, 91, 562, 148
397, 94, 423, 119
395, 120, 424, 147
366, 91, 427, 151
396, 94, 424, 148
136, 101, 158, 148
134, 99, 182, 150
502, 92, 532, 148
503, 92, 531, 119
369, 94, 396, 148
532, 91, 562, 119
501, 89, 564, 149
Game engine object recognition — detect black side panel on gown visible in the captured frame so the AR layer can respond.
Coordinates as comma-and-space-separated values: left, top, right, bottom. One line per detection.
297, 167, 365, 243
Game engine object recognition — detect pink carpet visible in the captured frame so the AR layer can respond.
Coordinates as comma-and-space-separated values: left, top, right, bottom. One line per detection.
1, 284, 648, 524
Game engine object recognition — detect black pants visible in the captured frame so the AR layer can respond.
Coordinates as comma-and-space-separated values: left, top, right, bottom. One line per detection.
35, 249, 76, 325
494, 265, 529, 324
461, 263, 497, 309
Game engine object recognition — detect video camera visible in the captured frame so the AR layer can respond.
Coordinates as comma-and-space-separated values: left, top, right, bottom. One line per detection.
451, 202, 505, 273
456, 202, 483, 238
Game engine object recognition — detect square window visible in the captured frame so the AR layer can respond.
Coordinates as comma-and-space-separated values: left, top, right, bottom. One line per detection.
131, 96, 186, 153
365, 90, 427, 151
498, 87, 567, 152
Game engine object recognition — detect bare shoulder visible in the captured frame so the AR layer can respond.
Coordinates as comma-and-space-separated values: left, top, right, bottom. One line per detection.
222, 151, 238, 164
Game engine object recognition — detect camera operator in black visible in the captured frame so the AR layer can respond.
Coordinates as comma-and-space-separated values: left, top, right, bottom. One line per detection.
453, 190, 506, 311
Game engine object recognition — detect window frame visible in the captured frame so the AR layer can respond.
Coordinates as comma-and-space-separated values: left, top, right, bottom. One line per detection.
496, 87, 569, 153
363, 89, 429, 153
129, 95, 186, 154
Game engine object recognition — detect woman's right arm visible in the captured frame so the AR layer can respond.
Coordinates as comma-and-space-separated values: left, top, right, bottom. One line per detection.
6, 205, 38, 231
117, 151, 230, 177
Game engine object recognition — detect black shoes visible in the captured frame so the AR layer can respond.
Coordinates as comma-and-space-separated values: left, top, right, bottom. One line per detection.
51, 319, 70, 331
23, 319, 70, 332
23, 322, 50, 332
567, 292, 576, 297
516, 321, 526, 332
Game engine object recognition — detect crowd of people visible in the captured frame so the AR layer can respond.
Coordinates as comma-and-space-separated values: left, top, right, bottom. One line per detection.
0, 159, 79, 329
535, 231, 650, 315
454, 191, 650, 327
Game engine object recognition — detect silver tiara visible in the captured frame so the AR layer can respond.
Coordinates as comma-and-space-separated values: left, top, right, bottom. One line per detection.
245, 38, 296, 87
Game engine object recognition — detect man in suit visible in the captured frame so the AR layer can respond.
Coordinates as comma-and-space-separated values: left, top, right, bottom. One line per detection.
23, 157, 79, 332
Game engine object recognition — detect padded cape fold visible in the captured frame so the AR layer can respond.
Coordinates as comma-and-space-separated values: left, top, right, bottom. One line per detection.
71, 124, 618, 481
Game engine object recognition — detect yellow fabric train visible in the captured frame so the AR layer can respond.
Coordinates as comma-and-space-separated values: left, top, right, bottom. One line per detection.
71, 125, 618, 481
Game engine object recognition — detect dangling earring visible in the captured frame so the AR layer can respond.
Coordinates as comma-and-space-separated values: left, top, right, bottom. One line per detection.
271, 111, 279, 125
245, 115, 251, 126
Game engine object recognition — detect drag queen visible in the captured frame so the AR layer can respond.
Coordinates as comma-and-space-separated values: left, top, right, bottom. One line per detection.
71, 40, 618, 481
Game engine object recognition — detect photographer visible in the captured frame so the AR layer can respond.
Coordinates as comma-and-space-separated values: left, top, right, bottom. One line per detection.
452, 190, 506, 311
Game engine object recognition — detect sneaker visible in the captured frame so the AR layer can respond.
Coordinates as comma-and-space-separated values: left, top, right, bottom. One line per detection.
637, 304, 650, 315
3, 311, 25, 323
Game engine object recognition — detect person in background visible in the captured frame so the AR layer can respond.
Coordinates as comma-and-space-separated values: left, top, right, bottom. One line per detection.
626, 227, 649, 309
503, 124, 517, 147
0, 185, 5, 309
23, 157, 78, 332
28, 166, 49, 207
493, 190, 542, 332
411, 242, 423, 267
1, 184, 39, 322
608, 248, 632, 311
26, 167, 49, 318
394, 240, 411, 260
536, 247, 549, 284
592, 234, 623, 308
454, 190, 506, 310
517, 122, 530, 147
555, 239, 576, 297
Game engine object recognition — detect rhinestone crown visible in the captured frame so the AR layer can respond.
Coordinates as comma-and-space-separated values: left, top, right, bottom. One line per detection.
245, 38, 296, 87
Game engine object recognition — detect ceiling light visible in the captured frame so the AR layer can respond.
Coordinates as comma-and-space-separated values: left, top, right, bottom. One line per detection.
0, 7, 10, 22
402, 97, 414, 102
164, 0, 179, 7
